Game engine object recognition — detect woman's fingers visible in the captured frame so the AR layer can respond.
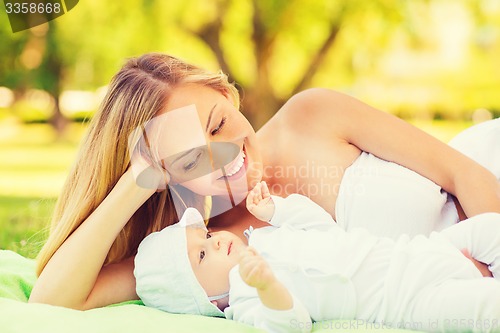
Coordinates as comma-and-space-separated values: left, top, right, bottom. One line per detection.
130, 148, 168, 190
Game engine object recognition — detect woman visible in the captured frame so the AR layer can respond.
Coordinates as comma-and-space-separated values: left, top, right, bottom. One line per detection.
28, 53, 500, 310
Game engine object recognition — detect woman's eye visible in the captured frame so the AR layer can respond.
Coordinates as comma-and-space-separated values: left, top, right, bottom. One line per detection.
200, 250, 205, 261
183, 152, 201, 171
211, 117, 226, 136
184, 160, 196, 171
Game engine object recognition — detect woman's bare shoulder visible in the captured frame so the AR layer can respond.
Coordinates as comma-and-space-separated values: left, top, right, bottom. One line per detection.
260, 88, 348, 141
256, 88, 357, 168
278, 88, 344, 116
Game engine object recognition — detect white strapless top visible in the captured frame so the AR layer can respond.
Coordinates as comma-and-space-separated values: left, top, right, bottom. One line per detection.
335, 152, 458, 239
335, 117, 500, 239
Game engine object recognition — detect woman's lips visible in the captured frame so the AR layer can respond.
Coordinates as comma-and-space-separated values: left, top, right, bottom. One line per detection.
218, 145, 247, 181
225, 151, 245, 176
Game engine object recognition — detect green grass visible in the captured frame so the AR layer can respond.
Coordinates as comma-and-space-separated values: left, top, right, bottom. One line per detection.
0, 196, 54, 258
0, 118, 472, 258
0, 121, 86, 258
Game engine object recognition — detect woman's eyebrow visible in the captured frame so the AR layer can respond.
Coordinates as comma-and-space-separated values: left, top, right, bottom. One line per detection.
205, 104, 218, 132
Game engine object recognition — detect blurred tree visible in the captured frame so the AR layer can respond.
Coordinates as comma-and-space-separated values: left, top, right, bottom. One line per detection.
0, 13, 67, 133
2, 0, 499, 132
0, 10, 30, 101
39, 24, 67, 133
174, 0, 413, 128
0, 0, 174, 135
0, 0, 410, 130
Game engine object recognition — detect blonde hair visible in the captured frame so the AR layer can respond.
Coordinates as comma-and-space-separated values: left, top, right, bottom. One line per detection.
35, 53, 240, 275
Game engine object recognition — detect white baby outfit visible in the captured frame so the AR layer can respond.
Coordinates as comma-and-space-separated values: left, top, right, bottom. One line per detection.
335, 117, 500, 240
225, 194, 500, 333
134, 118, 500, 332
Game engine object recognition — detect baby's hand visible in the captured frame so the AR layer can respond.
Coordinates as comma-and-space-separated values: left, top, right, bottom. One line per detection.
239, 247, 276, 290
246, 181, 275, 222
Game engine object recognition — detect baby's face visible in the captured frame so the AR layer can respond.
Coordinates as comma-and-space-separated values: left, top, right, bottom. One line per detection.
186, 227, 247, 302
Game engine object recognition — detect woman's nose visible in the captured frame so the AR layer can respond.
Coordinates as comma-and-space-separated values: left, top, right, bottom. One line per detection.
209, 142, 241, 170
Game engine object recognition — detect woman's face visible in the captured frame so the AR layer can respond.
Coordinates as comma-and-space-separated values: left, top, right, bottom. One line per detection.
155, 83, 263, 201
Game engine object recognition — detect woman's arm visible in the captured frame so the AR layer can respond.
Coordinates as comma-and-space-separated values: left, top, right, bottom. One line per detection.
29, 169, 156, 310
285, 88, 500, 217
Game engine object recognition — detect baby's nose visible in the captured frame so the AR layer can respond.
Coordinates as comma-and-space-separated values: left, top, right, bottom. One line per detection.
211, 237, 221, 250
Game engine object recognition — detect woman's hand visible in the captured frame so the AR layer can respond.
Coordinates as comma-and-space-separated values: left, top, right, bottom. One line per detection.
130, 142, 170, 191
246, 181, 275, 222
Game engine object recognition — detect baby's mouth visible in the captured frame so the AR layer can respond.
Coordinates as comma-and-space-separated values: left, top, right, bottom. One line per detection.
227, 241, 232, 255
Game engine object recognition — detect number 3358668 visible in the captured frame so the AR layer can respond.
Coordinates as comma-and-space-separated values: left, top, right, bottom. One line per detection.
5, 2, 62, 14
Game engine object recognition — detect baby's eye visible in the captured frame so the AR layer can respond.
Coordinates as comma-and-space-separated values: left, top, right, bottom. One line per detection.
200, 250, 206, 261
206, 232, 212, 239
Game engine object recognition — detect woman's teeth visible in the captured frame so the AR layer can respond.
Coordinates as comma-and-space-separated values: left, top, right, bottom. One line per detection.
225, 151, 245, 177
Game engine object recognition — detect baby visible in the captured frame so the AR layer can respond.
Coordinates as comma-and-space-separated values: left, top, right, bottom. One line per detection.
134, 181, 500, 333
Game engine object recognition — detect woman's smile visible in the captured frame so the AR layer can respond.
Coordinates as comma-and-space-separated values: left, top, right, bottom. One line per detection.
224, 149, 245, 177
219, 145, 248, 180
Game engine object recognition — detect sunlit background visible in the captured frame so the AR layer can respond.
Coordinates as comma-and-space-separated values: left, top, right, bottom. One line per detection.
1, 0, 499, 257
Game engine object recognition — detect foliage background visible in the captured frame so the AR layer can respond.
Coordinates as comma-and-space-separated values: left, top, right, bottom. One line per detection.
0, 0, 499, 256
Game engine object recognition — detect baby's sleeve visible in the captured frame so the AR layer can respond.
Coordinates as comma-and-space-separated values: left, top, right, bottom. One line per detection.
257, 297, 312, 333
226, 267, 312, 333
226, 295, 312, 333
270, 194, 337, 231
